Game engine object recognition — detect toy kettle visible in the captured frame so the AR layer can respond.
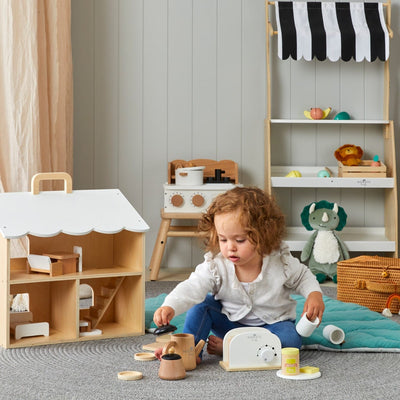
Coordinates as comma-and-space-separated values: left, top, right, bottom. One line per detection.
163, 333, 205, 371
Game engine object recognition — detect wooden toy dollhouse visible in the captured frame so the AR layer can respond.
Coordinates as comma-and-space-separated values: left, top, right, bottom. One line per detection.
0, 172, 149, 348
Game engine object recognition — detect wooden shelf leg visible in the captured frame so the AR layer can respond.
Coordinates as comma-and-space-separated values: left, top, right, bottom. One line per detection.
149, 217, 172, 281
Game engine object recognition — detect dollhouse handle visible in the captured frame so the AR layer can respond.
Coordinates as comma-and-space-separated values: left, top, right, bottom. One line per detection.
31, 172, 73, 195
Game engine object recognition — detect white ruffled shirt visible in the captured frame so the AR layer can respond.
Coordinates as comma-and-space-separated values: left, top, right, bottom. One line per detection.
161, 243, 322, 325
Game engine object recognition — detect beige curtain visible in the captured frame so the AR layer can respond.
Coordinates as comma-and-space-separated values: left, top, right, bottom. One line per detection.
0, 0, 73, 255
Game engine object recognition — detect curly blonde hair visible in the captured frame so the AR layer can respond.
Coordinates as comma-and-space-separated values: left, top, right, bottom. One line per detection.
198, 186, 285, 256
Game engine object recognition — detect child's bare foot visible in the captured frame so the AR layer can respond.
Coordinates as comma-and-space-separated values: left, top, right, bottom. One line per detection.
206, 335, 223, 356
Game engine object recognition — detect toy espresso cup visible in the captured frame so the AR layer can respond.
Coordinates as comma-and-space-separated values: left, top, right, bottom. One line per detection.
163, 333, 205, 371
323, 325, 345, 345
295, 313, 320, 337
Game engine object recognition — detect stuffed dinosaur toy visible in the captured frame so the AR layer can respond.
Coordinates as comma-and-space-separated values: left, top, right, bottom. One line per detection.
300, 200, 350, 283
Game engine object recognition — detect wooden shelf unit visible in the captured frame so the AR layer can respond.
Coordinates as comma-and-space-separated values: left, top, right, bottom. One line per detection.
265, 1, 398, 257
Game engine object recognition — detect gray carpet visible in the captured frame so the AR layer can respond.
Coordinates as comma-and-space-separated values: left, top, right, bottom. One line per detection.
0, 282, 399, 400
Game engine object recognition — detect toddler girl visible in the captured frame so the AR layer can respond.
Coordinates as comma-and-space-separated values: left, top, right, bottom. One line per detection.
153, 186, 324, 357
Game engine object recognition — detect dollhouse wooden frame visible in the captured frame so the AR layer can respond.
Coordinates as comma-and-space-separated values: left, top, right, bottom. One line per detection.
0, 172, 149, 348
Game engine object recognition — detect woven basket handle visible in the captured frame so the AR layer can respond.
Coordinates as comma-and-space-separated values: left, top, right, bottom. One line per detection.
356, 279, 400, 294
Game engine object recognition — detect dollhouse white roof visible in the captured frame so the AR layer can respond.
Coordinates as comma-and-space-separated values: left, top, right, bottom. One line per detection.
0, 189, 149, 239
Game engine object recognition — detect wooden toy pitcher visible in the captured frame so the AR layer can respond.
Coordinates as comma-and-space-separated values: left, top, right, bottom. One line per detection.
163, 333, 205, 371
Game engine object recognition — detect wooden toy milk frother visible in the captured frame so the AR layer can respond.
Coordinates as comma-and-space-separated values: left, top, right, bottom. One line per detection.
162, 333, 205, 371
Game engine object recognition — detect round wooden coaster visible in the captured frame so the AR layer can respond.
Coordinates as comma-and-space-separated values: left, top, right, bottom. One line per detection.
117, 371, 143, 381
134, 352, 157, 361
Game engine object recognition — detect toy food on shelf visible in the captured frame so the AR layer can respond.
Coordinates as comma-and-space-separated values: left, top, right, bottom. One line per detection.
285, 170, 302, 177
304, 107, 331, 120
371, 155, 381, 166
334, 111, 351, 120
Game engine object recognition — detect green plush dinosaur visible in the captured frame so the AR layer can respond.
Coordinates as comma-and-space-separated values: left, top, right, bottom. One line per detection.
300, 200, 350, 283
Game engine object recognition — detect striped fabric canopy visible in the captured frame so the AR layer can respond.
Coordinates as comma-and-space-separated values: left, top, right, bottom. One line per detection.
275, 1, 389, 62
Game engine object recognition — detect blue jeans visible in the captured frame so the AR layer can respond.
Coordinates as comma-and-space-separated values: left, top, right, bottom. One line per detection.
183, 294, 302, 349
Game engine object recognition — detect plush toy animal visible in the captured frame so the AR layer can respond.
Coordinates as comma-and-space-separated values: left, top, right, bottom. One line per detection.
334, 144, 363, 166
300, 200, 350, 283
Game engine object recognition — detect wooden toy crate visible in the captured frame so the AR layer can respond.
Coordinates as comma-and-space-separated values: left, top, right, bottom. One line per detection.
337, 255, 400, 313
337, 160, 387, 177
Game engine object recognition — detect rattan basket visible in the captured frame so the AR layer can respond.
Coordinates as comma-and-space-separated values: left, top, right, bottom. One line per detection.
337, 255, 400, 312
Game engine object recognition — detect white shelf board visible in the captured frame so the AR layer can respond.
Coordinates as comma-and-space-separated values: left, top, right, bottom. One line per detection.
271, 166, 394, 188
285, 227, 395, 252
270, 119, 390, 125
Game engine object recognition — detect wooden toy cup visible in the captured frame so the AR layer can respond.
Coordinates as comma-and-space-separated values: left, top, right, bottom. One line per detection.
163, 333, 205, 371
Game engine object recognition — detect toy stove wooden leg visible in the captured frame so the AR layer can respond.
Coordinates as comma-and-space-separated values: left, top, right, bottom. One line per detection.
149, 217, 171, 281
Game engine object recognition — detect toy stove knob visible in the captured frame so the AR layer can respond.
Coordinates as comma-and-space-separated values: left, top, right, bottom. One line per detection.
191, 194, 205, 207
257, 346, 275, 363
171, 194, 184, 207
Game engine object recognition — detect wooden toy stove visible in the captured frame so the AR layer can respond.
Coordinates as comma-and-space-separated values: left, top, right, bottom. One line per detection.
149, 159, 239, 280
164, 182, 236, 213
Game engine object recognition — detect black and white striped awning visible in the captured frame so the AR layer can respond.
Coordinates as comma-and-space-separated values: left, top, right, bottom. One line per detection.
275, 2, 389, 62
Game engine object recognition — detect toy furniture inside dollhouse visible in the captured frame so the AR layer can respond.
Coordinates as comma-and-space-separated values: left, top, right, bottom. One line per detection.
265, 1, 397, 257
0, 172, 149, 348
9, 293, 49, 341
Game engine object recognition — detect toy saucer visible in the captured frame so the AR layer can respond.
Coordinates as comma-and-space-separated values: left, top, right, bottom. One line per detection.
276, 366, 321, 380
117, 371, 143, 381
134, 352, 157, 361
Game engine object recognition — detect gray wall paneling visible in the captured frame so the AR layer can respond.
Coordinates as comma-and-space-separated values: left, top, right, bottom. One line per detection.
72, 0, 399, 269
72, 0, 265, 269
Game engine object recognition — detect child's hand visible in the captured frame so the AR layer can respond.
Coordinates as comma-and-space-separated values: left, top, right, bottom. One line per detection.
302, 291, 324, 325
154, 347, 163, 361
153, 306, 175, 327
